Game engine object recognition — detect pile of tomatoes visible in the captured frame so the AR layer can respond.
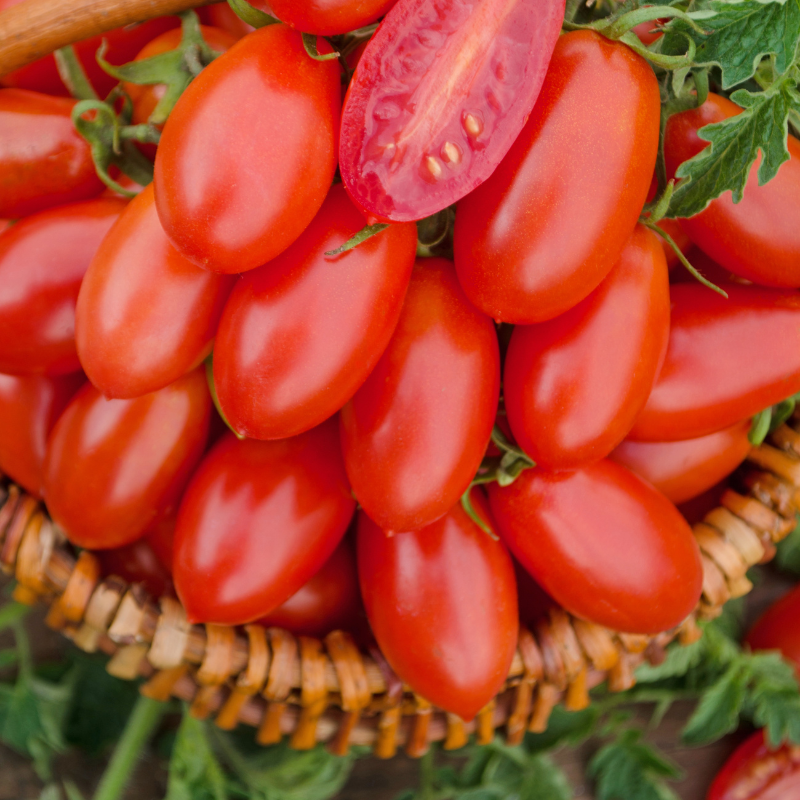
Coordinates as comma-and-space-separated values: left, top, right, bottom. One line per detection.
1, 0, 800, 724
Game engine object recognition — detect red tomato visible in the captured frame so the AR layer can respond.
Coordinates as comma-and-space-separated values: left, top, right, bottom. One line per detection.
0, 198, 126, 376
269, 0, 395, 34
632, 19, 664, 45
259, 538, 363, 637
144, 509, 176, 572
676, 480, 729, 525
487, 459, 703, 634
746, 585, 800, 675
42, 368, 211, 550
98, 536, 173, 599
198, 3, 255, 39
629, 284, 800, 442
340, 258, 499, 533
0, 372, 84, 497
173, 419, 355, 625
670, 248, 745, 286
0, 89, 105, 219
514, 557, 556, 629
76, 185, 235, 399
338, 0, 564, 222
504, 224, 670, 469
666, 93, 800, 288
357, 492, 518, 720
214, 184, 416, 440
154, 25, 341, 274
708, 730, 800, 800
610, 420, 752, 504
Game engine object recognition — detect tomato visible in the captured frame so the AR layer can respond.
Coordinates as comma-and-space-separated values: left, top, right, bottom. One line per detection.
0, 198, 126, 376
76, 185, 235, 399
670, 247, 744, 286
633, 19, 664, 45
504, 224, 669, 470
676, 480, 729, 526
514, 557, 556, 629
98, 536, 173, 599
173, 419, 355, 625
357, 491, 518, 720
198, 3, 255, 39
338, 0, 564, 222
746, 585, 800, 675
629, 284, 800, 442
269, 0, 395, 35
487, 459, 703, 634
259, 538, 363, 637
154, 24, 341, 274
0, 372, 84, 497
708, 730, 800, 800
143, 509, 176, 572
453, 31, 660, 324
340, 258, 499, 533
610, 420, 752, 504
0, 89, 105, 219
214, 184, 416, 440
666, 94, 800, 288
42, 368, 211, 550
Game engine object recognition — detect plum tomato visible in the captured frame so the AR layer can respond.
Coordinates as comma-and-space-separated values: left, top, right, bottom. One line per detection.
629, 284, 800, 442
154, 24, 341, 274
453, 31, 660, 324
676, 480, 729, 526
504, 224, 670, 469
214, 184, 416, 440
173, 419, 355, 625
0, 372, 84, 498
198, 3, 256, 38
0, 198, 127, 376
42, 368, 211, 550
487, 459, 703, 634
269, 0, 396, 35
0, 89, 105, 218
746, 584, 800, 676
338, 0, 565, 222
143, 509, 176, 573
357, 491, 518, 720
610, 420, 752, 505
76, 185, 235, 399
98, 536, 173, 599
666, 94, 800, 288
340, 258, 500, 533
514, 557, 556, 629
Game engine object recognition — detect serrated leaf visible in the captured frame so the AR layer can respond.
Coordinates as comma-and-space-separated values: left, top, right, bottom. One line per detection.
635, 638, 706, 683
165, 712, 228, 800
526, 706, 601, 751
744, 652, 800, 745
682, 663, 748, 745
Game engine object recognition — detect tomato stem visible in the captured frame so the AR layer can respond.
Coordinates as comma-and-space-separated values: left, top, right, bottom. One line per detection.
53, 45, 99, 101
226, 0, 279, 28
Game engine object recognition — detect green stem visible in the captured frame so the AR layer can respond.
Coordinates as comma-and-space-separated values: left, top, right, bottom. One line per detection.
53, 45, 98, 101
92, 695, 165, 800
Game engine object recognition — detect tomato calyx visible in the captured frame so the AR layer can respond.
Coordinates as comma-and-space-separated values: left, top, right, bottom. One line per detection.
749, 391, 800, 446
416, 208, 455, 259
226, 0, 280, 29
205, 353, 246, 441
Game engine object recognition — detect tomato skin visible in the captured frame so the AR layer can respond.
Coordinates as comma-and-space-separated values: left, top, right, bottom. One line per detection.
98, 536, 173, 599
173, 419, 355, 625
0, 198, 127, 376
269, 0, 396, 35
357, 493, 518, 720
453, 31, 660, 324
340, 258, 500, 533
0, 89, 105, 219
666, 94, 800, 288
154, 25, 341, 274
0, 372, 84, 498
76, 185, 235, 399
198, 3, 255, 39
42, 368, 211, 550
629, 284, 800, 442
487, 460, 703, 634
610, 420, 752, 505
214, 184, 416, 440
504, 225, 670, 470
746, 585, 800, 676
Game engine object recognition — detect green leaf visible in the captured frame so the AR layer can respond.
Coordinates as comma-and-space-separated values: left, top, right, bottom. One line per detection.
526, 706, 601, 752
0, 601, 30, 632
743, 652, 800, 746
165, 712, 228, 800
635, 638, 706, 683
227, 0, 279, 28
776, 515, 800, 575
682, 662, 748, 745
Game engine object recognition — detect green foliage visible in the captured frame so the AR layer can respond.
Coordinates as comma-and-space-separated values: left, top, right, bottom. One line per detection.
776, 515, 800, 575
165, 713, 228, 800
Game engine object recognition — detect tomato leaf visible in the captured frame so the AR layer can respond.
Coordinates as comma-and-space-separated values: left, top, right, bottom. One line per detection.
682, 662, 749, 744
227, 0, 279, 28
742, 653, 800, 747
165, 711, 228, 800
776, 515, 800, 575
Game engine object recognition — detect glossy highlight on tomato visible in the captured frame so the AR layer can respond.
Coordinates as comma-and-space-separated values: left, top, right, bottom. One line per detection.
504, 224, 670, 469
269, 0, 396, 35
173, 419, 355, 625
154, 24, 341, 273
42, 368, 211, 550
214, 184, 416, 440
339, 0, 565, 222
357, 491, 518, 720
453, 30, 660, 323
340, 258, 500, 533
487, 459, 703, 634
746, 584, 800, 675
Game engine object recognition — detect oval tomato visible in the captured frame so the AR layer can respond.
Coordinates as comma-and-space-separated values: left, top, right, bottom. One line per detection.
504, 224, 670, 469
487, 459, 703, 634
198, 3, 255, 39
143, 509, 176, 573
269, 0, 395, 35
0, 198, 126, 376
357, 492, 518, 720
42, 368, 211, 550
98, 536, 173, 599
0, 89, 105, 219
0, 372, 84, 497
610, 420, 752, 504
453, 30, 660, 324
76, 185, 235, 399
665, 93, 800, 288
338, 0, 564, 222
514, 557, 556, 629
629, 284, 800, 442
340, 258, 499, 533
214, 184, 416, 440
746, 585, 800, 675
173, 419, 355, 625
154, 24, 341, 274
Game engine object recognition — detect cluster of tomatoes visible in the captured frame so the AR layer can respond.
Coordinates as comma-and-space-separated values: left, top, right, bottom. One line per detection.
1, 0, 800, 723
